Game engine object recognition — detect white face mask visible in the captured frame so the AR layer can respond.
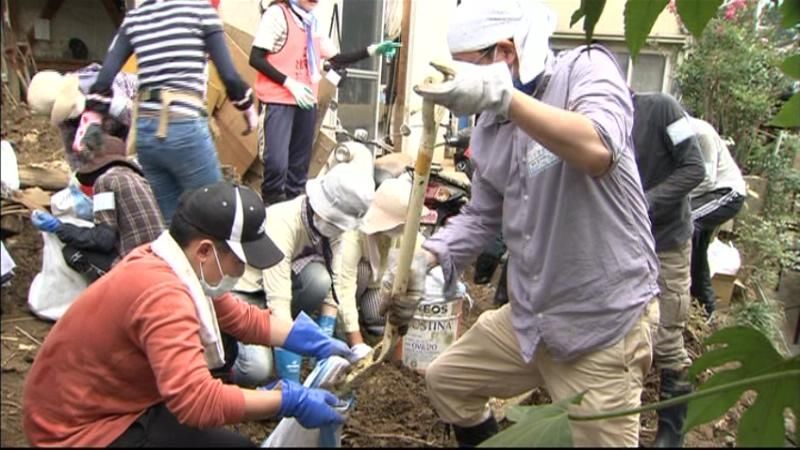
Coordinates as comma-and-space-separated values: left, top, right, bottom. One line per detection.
314, 215, 344, 239
199, 245, 241, 298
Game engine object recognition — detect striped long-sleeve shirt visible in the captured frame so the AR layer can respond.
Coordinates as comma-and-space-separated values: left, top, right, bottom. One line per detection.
91, 0, 251, 117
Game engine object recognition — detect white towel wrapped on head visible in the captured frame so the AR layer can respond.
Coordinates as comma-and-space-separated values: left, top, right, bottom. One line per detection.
446, 0, 557, 84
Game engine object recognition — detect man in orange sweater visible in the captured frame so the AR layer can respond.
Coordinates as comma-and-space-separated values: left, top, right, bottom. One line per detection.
23, 182, 355, 447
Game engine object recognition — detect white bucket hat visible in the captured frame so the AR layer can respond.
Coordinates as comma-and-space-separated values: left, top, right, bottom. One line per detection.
27, 71, 85, 126
360, 177, 429, 235
306, 162, 375, 231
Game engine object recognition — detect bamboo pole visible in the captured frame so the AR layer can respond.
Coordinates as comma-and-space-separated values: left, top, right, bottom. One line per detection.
333, 100, 441, 396
376, 99, 440, 361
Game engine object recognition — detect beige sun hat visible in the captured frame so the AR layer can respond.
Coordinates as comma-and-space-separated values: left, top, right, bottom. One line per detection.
50, 74, 86, 126
360, 176, 430, 235
27, 70, 65, 116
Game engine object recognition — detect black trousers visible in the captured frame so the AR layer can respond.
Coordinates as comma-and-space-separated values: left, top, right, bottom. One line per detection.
109, 403, 255, 448
690, 189, 745, 315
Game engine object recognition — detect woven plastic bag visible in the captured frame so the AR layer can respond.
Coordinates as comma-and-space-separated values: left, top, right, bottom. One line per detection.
262, 356, 353, 448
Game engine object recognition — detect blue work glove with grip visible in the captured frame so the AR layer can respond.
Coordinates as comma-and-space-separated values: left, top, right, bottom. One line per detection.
31, 210, 62, 233
261, 379, 345, 429
283, 312, 353, 361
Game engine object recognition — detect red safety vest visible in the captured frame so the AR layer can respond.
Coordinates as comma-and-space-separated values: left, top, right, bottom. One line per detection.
255, 3, 321, 105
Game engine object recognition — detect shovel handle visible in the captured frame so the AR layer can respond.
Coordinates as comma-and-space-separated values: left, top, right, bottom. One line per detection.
373, 99, 440, 363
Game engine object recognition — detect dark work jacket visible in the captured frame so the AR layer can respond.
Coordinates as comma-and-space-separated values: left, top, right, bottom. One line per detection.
632, 92, 705, 252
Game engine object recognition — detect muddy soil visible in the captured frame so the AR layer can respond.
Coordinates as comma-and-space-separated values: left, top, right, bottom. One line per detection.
1, 97, 742, 447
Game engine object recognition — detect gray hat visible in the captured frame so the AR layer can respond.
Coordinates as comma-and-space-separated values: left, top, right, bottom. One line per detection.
306, 163, 375, 231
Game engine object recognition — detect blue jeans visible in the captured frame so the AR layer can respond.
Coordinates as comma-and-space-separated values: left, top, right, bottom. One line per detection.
135, 117, 222, 224
230, 262, 331, 386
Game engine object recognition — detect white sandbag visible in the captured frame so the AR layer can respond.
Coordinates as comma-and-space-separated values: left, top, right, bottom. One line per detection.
1, 140, 20, 191
1, 241, 16, 282
27, 216, 92, 321
708, 238, 741, 277
263, 356, 352, 448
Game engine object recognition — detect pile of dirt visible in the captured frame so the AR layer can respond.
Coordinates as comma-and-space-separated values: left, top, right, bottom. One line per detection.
0, 98, 64, 166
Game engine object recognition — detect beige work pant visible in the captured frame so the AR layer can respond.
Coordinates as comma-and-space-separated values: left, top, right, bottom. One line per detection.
425, 300, 659, 447
654, 240, 692, 371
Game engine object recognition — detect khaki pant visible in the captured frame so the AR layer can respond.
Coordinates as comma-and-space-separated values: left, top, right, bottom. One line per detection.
425, 300, 659, 447
654, 240, 692, 371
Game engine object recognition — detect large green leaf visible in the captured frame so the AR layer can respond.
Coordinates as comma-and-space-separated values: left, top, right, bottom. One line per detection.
780, 0, 800, 29
624, 0, 670, 60
569, 0, 607, 44
675, 0, 724, 38
780, 54, 800, 80
479, 392, 584, 448
769, 93, 800, 128
686, 326, 800, 447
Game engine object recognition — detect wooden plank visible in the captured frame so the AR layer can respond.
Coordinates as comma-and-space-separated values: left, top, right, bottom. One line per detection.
99, 0, 124, 27
18, 164, 69, 191
10, 187, 51, 211
307, 129, 337, 179
213, 100, 258, 177
223, 24, 254, 55
390, 0, 413, 154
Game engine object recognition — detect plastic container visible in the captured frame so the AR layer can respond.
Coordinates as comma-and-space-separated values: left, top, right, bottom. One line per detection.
399, 267, 469, 373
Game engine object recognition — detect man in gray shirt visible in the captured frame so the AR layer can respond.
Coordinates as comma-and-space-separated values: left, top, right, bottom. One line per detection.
632, 92, 705, 447
387, 0, 661, 446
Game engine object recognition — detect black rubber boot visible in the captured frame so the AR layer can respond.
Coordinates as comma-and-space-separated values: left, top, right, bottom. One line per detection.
653, 368, 692, 448
493, 261, 509, 306
452, 416, 499, 448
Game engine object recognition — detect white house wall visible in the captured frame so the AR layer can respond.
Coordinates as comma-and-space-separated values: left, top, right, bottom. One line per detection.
18, 0, 119, 62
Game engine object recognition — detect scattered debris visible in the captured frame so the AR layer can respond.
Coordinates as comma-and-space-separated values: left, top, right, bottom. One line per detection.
15, 326, 41, 346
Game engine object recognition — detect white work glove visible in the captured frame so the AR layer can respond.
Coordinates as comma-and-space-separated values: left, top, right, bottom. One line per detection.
414, 61, 514, 118
349, 343, 373, 363
378, 249, 429, 336
242, 105, 258, 136
283, 77, 316, 110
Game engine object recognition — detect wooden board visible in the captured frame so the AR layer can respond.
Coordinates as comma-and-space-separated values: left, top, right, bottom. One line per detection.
18, 164, 68, 191
307, 130, 337, 179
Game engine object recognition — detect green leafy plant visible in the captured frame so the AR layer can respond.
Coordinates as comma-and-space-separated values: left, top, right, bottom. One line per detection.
480, 327, 800, 448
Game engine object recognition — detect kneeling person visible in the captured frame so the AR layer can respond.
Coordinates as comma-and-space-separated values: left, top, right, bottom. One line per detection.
23, 182, 353, 447
31, 135, 163, 282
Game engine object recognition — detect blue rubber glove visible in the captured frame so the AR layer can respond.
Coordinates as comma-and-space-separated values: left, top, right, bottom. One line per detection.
31, 210, 62, 233
283, 312, 353, 361
316, 314, 336, 338
272, 379, 345, 428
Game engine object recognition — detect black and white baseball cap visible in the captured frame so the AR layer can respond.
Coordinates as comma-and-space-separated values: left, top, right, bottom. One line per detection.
176, 182, 283, 270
